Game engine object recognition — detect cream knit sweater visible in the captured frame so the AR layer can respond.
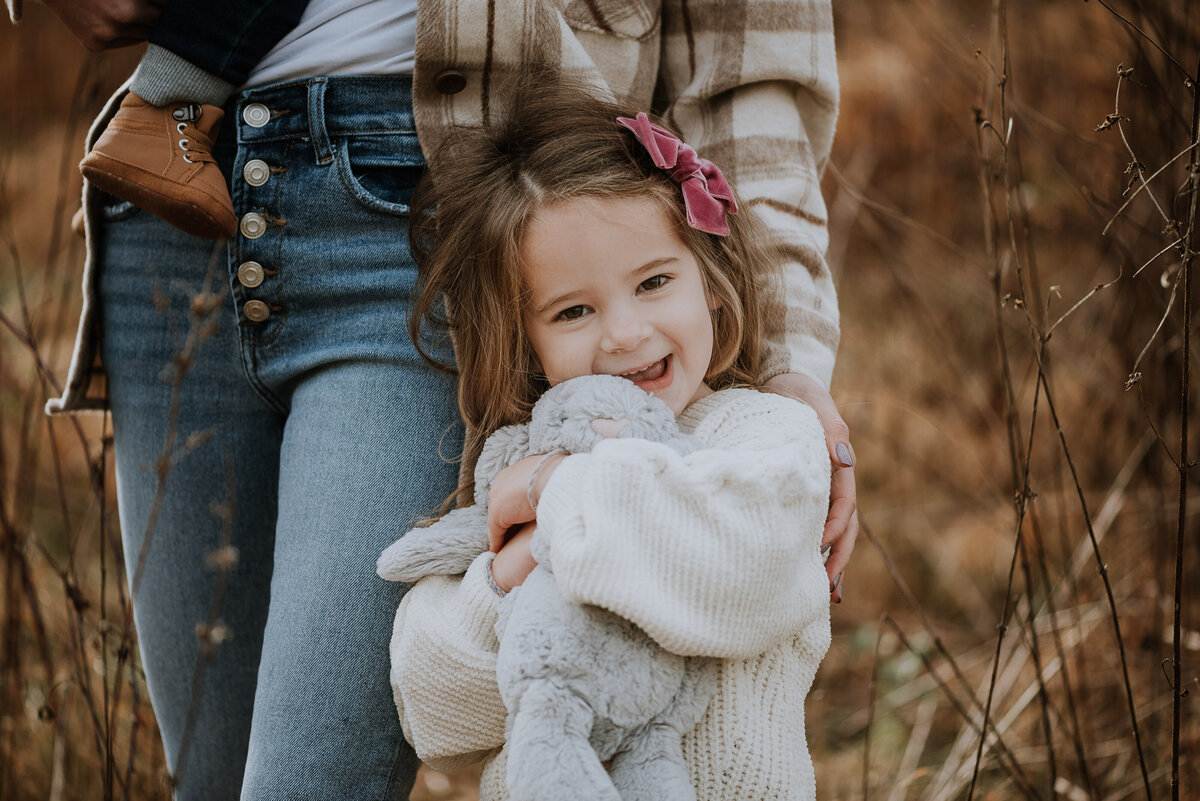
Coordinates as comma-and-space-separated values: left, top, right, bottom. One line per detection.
390, 388, 832, 800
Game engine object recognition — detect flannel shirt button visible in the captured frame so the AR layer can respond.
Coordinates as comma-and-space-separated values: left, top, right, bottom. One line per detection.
434, 70, 467, 95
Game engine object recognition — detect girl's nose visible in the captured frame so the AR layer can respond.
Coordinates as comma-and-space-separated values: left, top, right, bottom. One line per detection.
600, 308, 652, 353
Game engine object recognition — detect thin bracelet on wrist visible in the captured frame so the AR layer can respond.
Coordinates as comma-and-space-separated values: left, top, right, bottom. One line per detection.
526, 448, 567, 512
485, 554, 508, 598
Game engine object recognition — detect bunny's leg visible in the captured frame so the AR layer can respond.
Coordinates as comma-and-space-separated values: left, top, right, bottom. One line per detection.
506, 681, 621, 801
608, 722, 697, 801
609, 657, 716, 801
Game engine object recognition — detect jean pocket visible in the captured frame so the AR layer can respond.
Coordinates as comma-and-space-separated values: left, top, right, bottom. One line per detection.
335, 137, 424, 216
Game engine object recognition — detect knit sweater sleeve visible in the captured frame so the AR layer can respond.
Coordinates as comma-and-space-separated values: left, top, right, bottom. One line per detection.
388, 551, 507, 773
534, 389, 831, 659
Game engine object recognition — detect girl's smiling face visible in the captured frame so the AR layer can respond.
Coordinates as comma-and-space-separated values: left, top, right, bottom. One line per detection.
521, 195, 716, 416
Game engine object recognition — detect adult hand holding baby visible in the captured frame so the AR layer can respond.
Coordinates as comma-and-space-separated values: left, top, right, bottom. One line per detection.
41, 0, 164, 51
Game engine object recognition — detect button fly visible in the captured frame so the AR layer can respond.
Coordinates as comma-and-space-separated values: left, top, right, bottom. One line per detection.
238, 261, 265, 287
243, 300, 270, 322
243, 159, 270, 186
240, 212, 267, 239
243, 103, 271, 127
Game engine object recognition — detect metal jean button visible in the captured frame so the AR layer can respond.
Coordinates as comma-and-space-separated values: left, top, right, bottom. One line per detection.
240, 212, 267, 239
243, 159, 270, 186
243, 300, 270, 323
243, 103, 271, 127
238, 261, 265, 287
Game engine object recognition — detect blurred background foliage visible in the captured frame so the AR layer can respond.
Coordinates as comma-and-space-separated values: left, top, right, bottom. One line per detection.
1, 1, 1198, 799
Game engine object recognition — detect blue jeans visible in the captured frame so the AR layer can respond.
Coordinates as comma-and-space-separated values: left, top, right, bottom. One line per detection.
98, 76, 460, 800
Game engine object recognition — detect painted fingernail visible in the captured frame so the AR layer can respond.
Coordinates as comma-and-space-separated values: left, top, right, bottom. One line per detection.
830, 572, 843, 595
835, 442, 855, 468
820, 543, 832, 557
835, 578, 845, 604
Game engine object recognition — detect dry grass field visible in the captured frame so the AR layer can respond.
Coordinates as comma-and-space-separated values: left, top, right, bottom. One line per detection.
2, 1, 1197, 799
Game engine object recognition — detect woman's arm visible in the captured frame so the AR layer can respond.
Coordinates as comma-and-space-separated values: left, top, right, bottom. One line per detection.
658, 0, 840, 387
656, 0, 855, 601
533, 391, 831, 660
388, 552, 508, 772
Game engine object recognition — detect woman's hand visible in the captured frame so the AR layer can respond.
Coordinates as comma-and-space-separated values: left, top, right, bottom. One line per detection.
490, 523, 537, 592
486, 452, 567, 553
764, 372, 857, 604
42, 0, 165, 51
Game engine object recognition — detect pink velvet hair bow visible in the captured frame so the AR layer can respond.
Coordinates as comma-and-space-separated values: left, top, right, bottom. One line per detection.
617, 112, 738, 236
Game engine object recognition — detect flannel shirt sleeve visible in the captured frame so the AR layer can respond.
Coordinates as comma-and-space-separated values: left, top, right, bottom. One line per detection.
657, 0, 841, 388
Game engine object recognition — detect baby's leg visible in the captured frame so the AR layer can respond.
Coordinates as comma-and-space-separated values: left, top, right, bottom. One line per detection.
141, 0, 311, 103
81, 0, 310, 239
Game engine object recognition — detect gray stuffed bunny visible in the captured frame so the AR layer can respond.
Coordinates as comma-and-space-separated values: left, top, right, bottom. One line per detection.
377, 373, 717, 801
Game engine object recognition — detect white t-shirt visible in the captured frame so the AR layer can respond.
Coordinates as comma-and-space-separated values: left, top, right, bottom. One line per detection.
243, 0, 418, 89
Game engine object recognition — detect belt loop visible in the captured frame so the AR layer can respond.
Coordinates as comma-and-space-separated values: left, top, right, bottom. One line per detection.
308, 77, 332, 166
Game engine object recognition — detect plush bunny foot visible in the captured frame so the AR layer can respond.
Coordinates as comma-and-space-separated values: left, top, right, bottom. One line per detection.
506, 682, 621, 801
608, 723, 697, 801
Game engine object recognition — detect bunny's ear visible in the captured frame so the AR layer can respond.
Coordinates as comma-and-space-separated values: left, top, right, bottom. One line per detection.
376, 507, 490, 582
474, 423, 532, 506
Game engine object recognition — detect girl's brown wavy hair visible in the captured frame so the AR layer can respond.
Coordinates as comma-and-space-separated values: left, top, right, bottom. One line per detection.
409, 80, 784, 507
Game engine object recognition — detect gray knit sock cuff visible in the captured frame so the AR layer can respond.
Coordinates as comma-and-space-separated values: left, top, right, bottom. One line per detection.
130, 44, 236, 107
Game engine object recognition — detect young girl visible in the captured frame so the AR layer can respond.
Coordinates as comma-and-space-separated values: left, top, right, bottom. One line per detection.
390, 85, 833, 800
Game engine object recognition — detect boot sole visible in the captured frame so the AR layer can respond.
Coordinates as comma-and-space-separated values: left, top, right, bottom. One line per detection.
80, 153, 238, 240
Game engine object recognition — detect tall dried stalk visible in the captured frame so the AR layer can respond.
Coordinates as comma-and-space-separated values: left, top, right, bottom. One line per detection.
1167, 54, 1198, 801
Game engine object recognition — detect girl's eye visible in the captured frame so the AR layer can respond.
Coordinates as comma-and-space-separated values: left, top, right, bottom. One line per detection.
639, 274, 670, 292
554, 305, 589, 322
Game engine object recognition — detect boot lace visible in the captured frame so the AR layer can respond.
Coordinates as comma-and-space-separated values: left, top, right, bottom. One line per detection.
172, 104, 216, 166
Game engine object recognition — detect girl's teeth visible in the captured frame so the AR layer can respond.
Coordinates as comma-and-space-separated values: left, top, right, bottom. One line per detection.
624, 358, 666, 382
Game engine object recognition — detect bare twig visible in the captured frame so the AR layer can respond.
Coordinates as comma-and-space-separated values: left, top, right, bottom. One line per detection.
863, 519, 1041, 800
172, 451, 238, 790
130, 246, 227, 598
1168, 52, 1199, 801
864, 618, 885, 801
1090, 0, 1195, 84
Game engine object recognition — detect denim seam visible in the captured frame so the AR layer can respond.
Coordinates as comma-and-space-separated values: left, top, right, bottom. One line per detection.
333, 140, 413, 218
240, 128, 419, 146
308, 78, 333, 166
229, 291, 288, 414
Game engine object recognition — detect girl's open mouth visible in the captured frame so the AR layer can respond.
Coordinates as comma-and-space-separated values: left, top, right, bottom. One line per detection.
620, 356, 672, 392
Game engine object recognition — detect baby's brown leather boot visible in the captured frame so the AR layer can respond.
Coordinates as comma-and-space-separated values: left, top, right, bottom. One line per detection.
80, 93, 237, 239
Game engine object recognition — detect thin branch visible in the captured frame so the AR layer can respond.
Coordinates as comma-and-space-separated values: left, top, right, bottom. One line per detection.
1168, 52, 1199, 801
861, 518, 1042, 800
1091, 0, 1195, 83
1102, 142, 1197, 237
